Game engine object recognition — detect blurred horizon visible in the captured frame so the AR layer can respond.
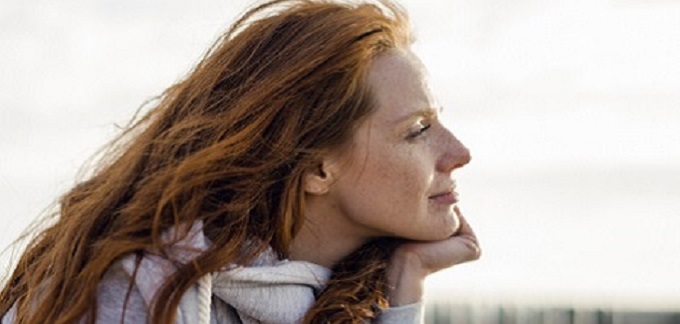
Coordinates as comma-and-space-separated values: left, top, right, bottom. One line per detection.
1, 0, 679, 312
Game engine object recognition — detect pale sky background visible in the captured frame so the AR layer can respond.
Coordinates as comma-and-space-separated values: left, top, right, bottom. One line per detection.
1, 0, 679, 311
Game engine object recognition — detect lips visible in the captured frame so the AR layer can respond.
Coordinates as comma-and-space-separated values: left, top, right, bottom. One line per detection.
428, 188, 459, 204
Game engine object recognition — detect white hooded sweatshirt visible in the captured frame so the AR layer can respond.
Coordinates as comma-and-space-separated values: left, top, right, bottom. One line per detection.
2, 221, 423, 323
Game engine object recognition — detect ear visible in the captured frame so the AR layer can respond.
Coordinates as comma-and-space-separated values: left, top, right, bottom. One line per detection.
303, 158, 338, 195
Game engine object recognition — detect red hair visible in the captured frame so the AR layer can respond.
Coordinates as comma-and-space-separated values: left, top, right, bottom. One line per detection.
1, 1, 411, 323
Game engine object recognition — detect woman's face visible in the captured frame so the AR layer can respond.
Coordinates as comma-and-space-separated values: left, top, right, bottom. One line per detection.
324, 49, 471, 242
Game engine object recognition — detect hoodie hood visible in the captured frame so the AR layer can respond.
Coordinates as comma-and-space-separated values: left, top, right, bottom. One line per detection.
119, 221, 332, 324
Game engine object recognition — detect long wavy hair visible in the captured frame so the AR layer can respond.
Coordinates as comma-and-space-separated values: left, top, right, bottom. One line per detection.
0, 0, 412, 323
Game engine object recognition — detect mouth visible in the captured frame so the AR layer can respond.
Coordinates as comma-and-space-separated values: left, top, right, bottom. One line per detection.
428, 188, 459, 205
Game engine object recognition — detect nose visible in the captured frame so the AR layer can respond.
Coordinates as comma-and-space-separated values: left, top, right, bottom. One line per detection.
436, 128, 471, 173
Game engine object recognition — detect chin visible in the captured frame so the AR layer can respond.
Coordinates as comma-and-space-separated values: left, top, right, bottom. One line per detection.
418, 205, 461, 239
432, 210, 461, 239
410, 221, 459, 241
390, 210, 461, 241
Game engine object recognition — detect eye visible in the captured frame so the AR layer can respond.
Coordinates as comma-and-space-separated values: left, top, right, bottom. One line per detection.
407, 122, 431, 139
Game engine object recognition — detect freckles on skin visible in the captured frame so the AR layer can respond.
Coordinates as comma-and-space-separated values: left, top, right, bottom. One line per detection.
324, 49, 464, 242
360, 132, 435, 236
293, 49, 470, 269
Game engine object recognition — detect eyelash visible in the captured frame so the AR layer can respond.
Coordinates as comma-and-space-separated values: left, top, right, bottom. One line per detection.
407, 123, 431, 139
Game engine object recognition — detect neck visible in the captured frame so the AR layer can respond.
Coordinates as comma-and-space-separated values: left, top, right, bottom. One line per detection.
288, 199, 368, 268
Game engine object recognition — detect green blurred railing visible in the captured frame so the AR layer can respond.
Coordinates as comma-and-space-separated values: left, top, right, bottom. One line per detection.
424, 302, 680, 324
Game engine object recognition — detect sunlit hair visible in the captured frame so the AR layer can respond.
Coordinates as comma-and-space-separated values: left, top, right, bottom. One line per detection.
0, 0, 411, 323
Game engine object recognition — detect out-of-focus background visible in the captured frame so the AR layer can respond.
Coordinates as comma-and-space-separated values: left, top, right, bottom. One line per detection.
1, 0, 679, 322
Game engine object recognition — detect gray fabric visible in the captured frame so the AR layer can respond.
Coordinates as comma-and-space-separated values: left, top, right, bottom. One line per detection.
95, 260, 423, 323
1, 221, 424, 323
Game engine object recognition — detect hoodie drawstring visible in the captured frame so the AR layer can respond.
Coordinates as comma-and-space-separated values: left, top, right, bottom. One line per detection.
197, 273, 213, 324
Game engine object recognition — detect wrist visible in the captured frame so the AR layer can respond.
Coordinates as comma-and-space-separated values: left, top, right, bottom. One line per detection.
385, 248, 427, 306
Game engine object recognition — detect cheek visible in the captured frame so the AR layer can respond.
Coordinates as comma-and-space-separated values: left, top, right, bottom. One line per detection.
366, 147, 430, 202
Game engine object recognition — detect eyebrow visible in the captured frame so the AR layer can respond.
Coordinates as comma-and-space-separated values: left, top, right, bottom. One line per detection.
391, 107, 441, 125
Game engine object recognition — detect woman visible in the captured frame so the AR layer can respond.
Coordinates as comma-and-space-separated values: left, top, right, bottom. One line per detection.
0, 0, 479, 323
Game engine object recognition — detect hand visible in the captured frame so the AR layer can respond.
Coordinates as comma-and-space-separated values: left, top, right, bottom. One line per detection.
396, 206, 480, 273
385, 206, 481, 306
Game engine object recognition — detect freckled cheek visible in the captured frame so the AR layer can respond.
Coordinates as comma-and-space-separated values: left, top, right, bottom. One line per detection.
368, 154, 427, 203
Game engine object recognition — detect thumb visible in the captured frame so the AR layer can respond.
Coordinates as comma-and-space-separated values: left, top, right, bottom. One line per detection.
451, 206, 481, 263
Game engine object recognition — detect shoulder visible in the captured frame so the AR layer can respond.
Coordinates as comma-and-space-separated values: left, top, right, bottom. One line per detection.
96, 255, 241, 324
96, 258, 149, 323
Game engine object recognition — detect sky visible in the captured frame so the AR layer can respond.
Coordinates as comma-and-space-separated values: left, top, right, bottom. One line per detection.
1, 0, 679, 311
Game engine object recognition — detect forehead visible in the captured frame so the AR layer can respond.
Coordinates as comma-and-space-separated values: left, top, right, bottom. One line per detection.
366, 50, 434, 123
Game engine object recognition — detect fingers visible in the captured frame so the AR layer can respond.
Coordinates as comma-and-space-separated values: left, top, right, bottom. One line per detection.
445, 234, 480, 267
415, 210, 481, 272
390, 206, 481, 275
452, 206, 481, 262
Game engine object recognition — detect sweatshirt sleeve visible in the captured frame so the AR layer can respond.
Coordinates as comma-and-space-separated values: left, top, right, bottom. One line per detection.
0, 264, 150, 324
376, 302, 424, 323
